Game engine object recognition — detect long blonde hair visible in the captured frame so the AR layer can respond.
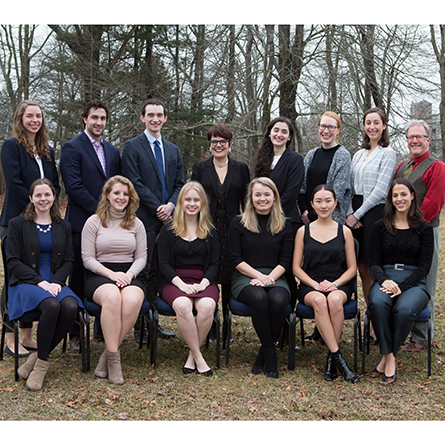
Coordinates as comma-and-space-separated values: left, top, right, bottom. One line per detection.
96, 176, 139, 229
240, 177, 286, 235
13, 100, 51, 161
171, 182, 214, 239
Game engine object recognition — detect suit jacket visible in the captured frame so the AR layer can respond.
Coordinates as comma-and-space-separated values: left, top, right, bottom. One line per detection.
191, 156, 250, 223
60, 132, 122, 233
122, 133, 185, 231
6, 215, 74, 287
269, 146, 304, 225
0, 138, 61, 226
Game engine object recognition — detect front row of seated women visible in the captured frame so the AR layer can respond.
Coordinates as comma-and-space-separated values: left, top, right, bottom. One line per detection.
6, 175, 432, 389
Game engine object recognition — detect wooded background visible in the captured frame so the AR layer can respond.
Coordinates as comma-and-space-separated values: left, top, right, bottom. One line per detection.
1, 24, 444, 189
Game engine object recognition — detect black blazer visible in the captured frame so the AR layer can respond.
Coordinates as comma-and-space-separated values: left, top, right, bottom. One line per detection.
6, 215, 74, 287
0, 138, 61, 226
60, 132, 122, 233
191, 156, 250, 224
122, 133, 185, 232
268, 147, 304, 225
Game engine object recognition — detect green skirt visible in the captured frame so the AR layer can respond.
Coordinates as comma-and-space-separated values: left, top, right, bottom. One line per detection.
231, 267, 290, 300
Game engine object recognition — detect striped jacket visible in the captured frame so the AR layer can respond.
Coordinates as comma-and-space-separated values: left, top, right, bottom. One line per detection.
348, 146, 397, 220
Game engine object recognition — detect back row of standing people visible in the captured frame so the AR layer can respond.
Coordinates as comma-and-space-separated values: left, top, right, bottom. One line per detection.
1, 98, 444, 383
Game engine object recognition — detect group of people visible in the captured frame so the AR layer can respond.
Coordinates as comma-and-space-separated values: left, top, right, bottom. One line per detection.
1, 98, 444, 391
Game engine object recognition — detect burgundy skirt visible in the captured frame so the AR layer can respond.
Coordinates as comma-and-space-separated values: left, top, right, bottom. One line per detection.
161, 266, 220, 306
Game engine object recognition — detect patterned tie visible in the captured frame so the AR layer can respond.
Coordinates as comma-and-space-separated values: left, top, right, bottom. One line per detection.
93, 140, 106, 175
154, 139, 168, 203
402, 159, 415, 179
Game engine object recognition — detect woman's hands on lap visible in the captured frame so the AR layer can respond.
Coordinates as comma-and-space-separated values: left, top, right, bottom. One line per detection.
380, 279, 401, 298
38, 280, 61, 296
250, 274, 275, 287
110, 271, 134, 288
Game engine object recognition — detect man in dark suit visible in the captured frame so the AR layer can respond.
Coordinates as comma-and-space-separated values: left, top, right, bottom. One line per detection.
122, 98, 185, 340
60, 99, 122, 350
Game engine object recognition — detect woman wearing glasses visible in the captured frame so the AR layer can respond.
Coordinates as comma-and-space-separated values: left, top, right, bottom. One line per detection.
192, 125, 250, 336
298, 111, 352, 225
345, 108, 396, 340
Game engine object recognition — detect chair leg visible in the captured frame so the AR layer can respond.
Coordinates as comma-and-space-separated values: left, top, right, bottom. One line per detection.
78, 312, 87, 372
361, 313, 368, 375
85, 312, 91, 373
428, 317, 432, 377
215, 312, 220, 369
225, 310, 232, 367
14, 321, 19, 381
288, 313, 296, 371
150, 310, 159, 368
299, 318, 305, 348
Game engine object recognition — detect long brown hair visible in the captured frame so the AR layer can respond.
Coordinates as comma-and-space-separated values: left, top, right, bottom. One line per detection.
382, 178, 424, 235
361, 107, 390, 150
171, 182, 214, 239
23, 178, 61, 223
13, 100, 51, 161
253, 117, 295, 178
96, 176, 140, 229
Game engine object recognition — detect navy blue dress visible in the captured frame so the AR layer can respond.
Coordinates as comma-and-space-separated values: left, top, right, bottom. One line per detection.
8, 223, 83, 320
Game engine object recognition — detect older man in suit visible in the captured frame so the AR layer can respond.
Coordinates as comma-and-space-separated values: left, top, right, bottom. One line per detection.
60, 99, 122, 350
122, 98, 185, 340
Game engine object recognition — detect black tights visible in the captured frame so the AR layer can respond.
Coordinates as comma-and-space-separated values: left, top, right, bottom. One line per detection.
238, 285, 289, 349
36, 297, 78, 361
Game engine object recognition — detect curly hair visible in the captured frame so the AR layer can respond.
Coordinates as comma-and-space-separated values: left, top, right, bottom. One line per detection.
171, 182, 214, 239
96, 176, 140, 230
23, 178, 61, 223
13, 100, 51, 161
253, 117, 295, 178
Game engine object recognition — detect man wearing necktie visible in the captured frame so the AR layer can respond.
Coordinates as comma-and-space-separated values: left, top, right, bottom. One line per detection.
122, 98, 185, 340
394, 119, 445, 351
60, 100, 122, 350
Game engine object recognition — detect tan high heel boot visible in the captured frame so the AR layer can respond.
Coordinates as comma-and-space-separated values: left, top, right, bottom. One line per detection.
94, 348, 108, 378
107, 350, 124, 385
18, 352, 38, 380
26, 358, 50, 391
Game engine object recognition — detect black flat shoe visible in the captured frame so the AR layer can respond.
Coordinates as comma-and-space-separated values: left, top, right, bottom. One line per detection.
383, 369, 396, 383
263, 346, 279, 379
370, 367, 384, 378
182, 366, 196, 375
198, 368, 213, 377
4, 345, 30, 358
20, 343, 38, 351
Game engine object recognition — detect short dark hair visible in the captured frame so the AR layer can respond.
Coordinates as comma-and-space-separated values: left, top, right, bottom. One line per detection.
140, 98, 167, 117
207, 124, 233, 142
82, 99, 109, 127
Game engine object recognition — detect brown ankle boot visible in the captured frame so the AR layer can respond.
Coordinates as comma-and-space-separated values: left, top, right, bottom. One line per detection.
26, 358, 50, 391
94, 349, 108, 378
107, 350, 124, 385
18, 352, 38, 380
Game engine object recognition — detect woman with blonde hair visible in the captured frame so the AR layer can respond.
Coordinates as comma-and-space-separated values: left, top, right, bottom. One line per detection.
157, 181, 219, 376
82, 175, 147, 384
1, 100, 60, 357
229, 177, 294, 378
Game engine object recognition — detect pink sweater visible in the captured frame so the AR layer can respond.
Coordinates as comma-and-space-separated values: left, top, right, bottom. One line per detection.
81, 208, 147, 278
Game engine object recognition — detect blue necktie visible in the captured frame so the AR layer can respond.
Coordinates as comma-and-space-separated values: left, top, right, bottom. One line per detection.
154, 139, 168, 203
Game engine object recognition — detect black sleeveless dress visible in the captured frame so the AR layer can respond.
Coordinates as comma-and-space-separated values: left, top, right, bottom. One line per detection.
297, 222, 353, 304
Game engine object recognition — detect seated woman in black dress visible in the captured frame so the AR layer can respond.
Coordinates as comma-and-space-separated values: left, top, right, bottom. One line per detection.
369, 178, 433, 383
229, 177, 294, 378
157, 181, 219, 376
6, 179, 82, 391
293, 185, 358, 383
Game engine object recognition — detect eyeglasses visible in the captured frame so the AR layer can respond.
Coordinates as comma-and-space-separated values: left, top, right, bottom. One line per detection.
406, 135, 429, 141
319, 125, 337, 132
210, 140, 229, 147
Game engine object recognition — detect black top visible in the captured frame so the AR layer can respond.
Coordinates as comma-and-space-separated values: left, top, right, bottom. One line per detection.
229, 214, 294, 271
370, 219, 433, 294
300, 144, 340, 217
155, 222, 219, 296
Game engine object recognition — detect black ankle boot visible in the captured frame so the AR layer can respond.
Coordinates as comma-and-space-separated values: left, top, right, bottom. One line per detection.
324, 351, 338, 381
263, 346, 279, 379
332, 350, 359, 383
252, 346, 264, 375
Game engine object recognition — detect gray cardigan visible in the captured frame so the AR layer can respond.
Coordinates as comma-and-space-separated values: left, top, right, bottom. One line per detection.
299, 145, 352, 224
